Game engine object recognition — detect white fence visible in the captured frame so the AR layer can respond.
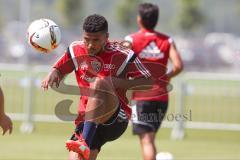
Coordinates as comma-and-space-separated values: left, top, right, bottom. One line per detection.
1, 64, 240, 138
171, 72, 240, 139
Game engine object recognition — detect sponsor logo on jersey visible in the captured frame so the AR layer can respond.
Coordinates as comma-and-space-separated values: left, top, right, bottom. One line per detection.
104, 64, 115, 70
139, 41, 164, 60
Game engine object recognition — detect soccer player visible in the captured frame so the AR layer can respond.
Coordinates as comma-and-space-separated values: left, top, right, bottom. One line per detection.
0, 86, 13, 135
41, 14, 154, 160
125, 3, 183, 160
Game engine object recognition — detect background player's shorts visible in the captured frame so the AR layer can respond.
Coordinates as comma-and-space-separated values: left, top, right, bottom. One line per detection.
70, 106, 128, 151
132, 100, 168, 135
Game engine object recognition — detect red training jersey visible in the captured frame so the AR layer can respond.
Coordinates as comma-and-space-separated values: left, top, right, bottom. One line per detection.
53, 41, 151, 124
125, 28, 173, 101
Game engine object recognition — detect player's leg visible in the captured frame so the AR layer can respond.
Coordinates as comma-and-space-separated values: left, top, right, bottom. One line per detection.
67, 123, 99, 160
132, 101, 168, 160
139, 132, 157, 160
68, 106, 128, 160
67, 77, 120, 159
89, 149, 98, 160
86, 107, 128, 159
85, 76, 119, 124
81, 76, 119, 147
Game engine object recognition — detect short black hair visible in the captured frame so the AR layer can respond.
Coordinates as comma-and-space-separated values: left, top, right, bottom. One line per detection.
138, 3, 159, 30
83, 14, 108, 33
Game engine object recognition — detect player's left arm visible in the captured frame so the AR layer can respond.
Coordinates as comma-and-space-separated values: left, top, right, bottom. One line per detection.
125, 57, 154, 90
112, 56, 154, 90
166, 41, 184, 79
111, 41, 154, 90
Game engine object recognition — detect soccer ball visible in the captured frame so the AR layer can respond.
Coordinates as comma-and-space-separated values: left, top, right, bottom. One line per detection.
27, 18, 61, 53
156, 152, 174, 160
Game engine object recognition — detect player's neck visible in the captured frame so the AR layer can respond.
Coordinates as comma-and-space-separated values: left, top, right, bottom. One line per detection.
95, 46, 105, 56
140, 27, 154, 33
90, 42, 107, 56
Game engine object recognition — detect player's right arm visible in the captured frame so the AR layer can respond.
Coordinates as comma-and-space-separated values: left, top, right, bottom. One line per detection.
0, 86, 13, 135
41, 48, 75, 90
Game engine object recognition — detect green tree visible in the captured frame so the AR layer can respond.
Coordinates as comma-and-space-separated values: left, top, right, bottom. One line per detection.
177, 0, 205, 33
116, 0, 142, 30
56, 0, 84, 26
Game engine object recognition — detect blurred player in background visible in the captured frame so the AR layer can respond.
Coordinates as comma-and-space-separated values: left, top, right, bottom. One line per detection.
41, 14, 155, 160
0, 86, 13, 135
125, 3, 183, 160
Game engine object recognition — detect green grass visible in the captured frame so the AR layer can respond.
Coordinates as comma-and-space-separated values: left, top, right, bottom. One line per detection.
0, 121, 240, 160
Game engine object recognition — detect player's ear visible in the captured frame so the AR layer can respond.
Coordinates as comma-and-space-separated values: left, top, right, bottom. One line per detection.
137, 15, 142, 26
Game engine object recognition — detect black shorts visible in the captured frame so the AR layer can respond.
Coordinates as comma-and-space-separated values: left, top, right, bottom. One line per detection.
132, 100, 168, 135
70, 106, 128, 151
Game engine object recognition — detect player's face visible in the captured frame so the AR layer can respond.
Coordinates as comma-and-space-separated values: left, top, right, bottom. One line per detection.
83, 31, 109, 56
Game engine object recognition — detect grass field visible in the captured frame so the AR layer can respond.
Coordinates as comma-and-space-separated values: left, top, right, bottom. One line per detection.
0, 121, 240, 160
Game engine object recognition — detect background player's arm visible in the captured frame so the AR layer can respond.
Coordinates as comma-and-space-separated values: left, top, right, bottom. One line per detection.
0, 87, 13, 135
41, 50, 75, 90
166, 42, 183, 79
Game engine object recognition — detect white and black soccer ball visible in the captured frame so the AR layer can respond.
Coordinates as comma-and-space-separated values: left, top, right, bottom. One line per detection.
27, 18, 61, 53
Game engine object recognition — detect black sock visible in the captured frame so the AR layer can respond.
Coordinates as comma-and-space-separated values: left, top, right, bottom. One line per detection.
82, 121, 97, 146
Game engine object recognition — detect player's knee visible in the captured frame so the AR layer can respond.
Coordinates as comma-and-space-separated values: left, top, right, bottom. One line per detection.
140, 133, 155, 144
90, 77, 115, 95
90, 77, 108, 89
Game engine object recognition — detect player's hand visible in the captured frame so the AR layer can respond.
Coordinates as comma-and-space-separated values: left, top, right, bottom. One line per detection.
163, 73, 171, 82
0, 114, 13, 135
120, 40, 132, 49
41, 68, 63, 91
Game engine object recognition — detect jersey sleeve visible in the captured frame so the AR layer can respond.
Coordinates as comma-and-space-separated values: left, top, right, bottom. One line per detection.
124, 56, 151, 79
53, 48, 75, 75
109, 42, 151, 79
115, 48, 136, 76
133, 57, 151, 78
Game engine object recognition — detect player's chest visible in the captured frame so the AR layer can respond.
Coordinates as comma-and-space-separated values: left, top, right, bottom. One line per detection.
76, 54, 121, 82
